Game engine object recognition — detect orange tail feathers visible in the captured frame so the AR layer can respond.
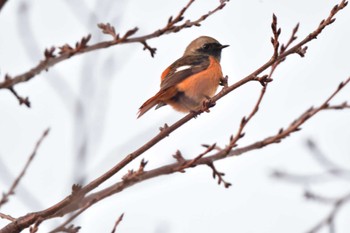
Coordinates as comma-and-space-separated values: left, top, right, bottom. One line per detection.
137, 92, 162, 118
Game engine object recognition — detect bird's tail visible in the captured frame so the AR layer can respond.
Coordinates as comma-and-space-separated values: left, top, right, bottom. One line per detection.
137, 92, 162, 118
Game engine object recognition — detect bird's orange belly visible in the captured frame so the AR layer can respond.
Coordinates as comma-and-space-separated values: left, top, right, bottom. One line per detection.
169, 57, 223, 112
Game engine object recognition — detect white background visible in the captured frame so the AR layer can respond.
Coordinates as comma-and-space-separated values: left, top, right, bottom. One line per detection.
0, 0, 350, 232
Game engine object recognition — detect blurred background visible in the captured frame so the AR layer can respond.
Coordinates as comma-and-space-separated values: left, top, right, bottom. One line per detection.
0, 0, 349, 232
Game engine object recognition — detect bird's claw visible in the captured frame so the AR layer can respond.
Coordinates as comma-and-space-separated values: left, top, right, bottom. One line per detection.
201, 97, 215, 113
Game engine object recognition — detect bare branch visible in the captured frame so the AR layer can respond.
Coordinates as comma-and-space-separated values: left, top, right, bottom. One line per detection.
49, 224, 80, 233
0, 2, 348, 232
0, 213, 15, 222
0, 0, 8, 12
270, 13, 281, 59
0, 128, 50, 209
141, 40, 157, 57
97, 23, 118, 40
177, 143, 217, 170
8, 86, 31, 108
48, 203, 88, 233
0, 0, 228, 91
110, 213, 124, 233
225, 85, 267, 153
29, 219, 42, 233
207, 162, 232, 188
210, 1, 348, 111
306, 192, 350, 233
63, 77, 350, 216
173, 150, 186, 164
4, 75, 347, 232
325, 101, 350, 110
306, 139, 350, 179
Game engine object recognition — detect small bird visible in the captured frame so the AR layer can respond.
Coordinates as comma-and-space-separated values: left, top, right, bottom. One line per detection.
138, 36, 228, 118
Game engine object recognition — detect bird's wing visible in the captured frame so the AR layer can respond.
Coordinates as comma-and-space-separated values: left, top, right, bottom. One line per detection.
160, 55, 210, 91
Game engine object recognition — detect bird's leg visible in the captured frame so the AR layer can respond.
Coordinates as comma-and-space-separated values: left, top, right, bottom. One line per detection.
190, 110, 200, 118
201, 95, 216, 113
219, 75, 228, 88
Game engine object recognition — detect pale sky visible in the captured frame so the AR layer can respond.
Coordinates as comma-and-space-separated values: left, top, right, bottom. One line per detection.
0, 1, 350, 232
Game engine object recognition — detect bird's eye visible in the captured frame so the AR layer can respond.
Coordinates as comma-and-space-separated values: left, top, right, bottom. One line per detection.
202, 43, 210, 50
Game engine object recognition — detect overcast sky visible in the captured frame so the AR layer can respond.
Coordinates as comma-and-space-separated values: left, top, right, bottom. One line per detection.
0, 1, 350, 232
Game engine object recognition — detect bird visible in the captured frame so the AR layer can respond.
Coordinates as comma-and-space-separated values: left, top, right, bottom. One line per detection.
137, 36, 228, 118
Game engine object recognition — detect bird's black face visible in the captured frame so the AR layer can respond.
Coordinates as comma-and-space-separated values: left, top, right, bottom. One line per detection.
196, 42, 229, 61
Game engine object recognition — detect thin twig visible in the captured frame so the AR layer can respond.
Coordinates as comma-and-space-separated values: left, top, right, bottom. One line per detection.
0, 2, 347, 232
226, 85, 267, 152
48, 202, 91, 233
0, 0, 228, 90
306, 192, 350, 233
0, 128, 50, 209
0, 213, 15, 222
8, 87, 31, 108
306, 139, 350, 179
67, 77, 350, 214
207, 162, 232, 188
325, 102, 350, 110
0, 0, 8, 12
110, 213, 124, 233
272, 170, 341, 184
177, 143, 217, 170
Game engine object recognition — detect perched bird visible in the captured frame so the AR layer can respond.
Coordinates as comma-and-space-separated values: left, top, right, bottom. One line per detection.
138, 36, 228, 118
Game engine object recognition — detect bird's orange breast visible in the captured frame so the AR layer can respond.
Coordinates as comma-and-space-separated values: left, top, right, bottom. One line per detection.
176, 56, 222, 102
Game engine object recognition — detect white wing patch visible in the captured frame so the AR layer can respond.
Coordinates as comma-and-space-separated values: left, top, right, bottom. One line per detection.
174, 65, 192, 73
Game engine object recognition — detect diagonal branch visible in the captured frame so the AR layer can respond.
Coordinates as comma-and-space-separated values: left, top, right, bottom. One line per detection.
110, 213, 124, 233
0, 0, 8, 12
7, 86, 31, 108
0, 128, 50, 209
225, 85, 267, 153
306, 139, 350, 179
0, 213, 15, 222
0, 0, 228, 90
306, 192, 350, 233
47, 201, 91, 233
0, 1, 348, 232
72, 77, 350, 212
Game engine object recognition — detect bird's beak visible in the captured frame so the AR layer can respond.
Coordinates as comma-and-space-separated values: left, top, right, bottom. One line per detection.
220, 44, 229, 49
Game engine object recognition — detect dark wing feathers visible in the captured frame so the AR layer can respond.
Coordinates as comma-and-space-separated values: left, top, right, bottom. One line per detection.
160, 55, 210, 91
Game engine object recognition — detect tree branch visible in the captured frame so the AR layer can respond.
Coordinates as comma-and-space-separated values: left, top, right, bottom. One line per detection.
110, 213, 124, 233
0, 0, 8, 12
0, 213, 15, 222
57, 77, 350, 214
0, 0, 228, 91
0, 1, 348, 232
306, 192, 350, 233
0, 128, 50, 209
